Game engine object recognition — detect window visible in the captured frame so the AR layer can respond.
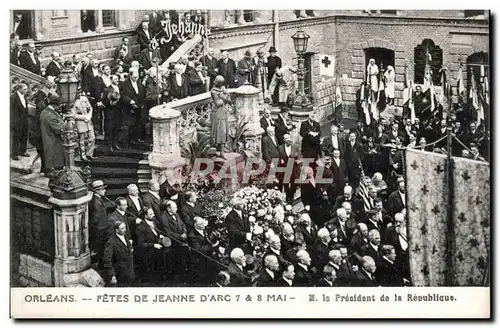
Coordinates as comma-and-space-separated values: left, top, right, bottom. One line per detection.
414, 39, 443, 85
52, 10, 67, 17
466, 52, 489, 96
380, 10, 397, 15
102, 10, 116, 28
81, 10, 96, 32
243, 10, 254, 22
12, 10, 34, 40
464, 10, 484, 18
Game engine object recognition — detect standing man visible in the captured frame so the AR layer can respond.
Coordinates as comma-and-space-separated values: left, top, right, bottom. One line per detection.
274, 109, 294, 145
217, 51, 237, 88
73, 91, 96, 161
103, 92, 122, 154
236, 50, 257, 87
200, 48, 219, 89
10, 83, 30, 161
268, 66, 298, 111
188, 216, 219, 286
126, 184, 144, 243
254, 254, 280, 287
181, 191, 203, 232
294, 250, 314, 287
344, 131, 364, 189
39, 93, 65, 172
321, 125, 345, 159
168, 64, 190, 101
82, 59, 105, 136
122, 68, 146, 144
225, 198, 251, 254
136, 16, 152, 52
142, 179, 162, 221
18, 42, 41, 75
102, 221, 135, 286
299, 113, 321, 162
89, 180, 108, 260
266, 47, 282, 105
44, 52, 63, 78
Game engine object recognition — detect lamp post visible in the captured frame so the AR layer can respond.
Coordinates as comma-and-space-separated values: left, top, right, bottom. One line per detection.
291, 29, 312, 110
48, 66, 91, 199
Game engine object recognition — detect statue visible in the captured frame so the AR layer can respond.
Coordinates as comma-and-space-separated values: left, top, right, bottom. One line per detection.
210, 75, 232, 159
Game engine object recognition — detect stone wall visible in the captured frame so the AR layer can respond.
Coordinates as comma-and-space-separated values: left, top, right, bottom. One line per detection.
335, 15, 489, 107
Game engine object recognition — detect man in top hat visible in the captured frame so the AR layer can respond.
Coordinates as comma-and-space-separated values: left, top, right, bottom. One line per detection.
137, 15, 152, 52
89, 180, 108, 259
39, 93, 65, 172
266, 46, 282, 105
236, 49, 257, 87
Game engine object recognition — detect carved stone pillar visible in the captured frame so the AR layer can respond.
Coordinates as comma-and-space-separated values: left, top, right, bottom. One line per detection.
232, 85, 264, 157
148, 105, 187, 187
47, 110, 101, 287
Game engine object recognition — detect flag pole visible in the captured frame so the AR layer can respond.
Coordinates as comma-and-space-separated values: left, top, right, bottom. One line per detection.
445, 115, 455, 286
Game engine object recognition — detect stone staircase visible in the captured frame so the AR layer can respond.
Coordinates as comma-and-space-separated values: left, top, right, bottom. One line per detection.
75, 142, 152, 199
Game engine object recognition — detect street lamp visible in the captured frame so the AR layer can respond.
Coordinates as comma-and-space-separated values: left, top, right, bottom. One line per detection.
48, 66, 91, 199
291, 29, 312, 110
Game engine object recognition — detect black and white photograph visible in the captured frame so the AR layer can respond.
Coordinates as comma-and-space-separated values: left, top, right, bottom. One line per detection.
8, 7, 491, 319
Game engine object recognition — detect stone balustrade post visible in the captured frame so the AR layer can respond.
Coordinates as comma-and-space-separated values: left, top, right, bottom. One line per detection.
232, 85, 264, 157
148, 105, 187, 186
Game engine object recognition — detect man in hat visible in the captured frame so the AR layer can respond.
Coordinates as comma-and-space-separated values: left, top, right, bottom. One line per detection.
136, 16, 152, 52
89, 180, 108, 260
266, 46, 282, 105
10, 83, 30, 161
235, 49, 257, 87
39, 93, 65, 172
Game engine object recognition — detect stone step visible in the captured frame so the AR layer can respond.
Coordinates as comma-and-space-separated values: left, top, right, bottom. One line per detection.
93, 146, 150, 160
85, 167, 141, 178
76, 155, 142, 169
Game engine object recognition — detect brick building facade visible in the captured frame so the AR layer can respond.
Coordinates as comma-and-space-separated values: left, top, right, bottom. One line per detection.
12, 10, 489, 115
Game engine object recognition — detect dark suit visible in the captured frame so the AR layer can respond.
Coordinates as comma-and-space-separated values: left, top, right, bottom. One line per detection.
188, 229, 217, 285
158, 211, 188, 281
181, 203, 203, 232
122, 78, 146, 142
275, 277, 293, 287
262, 135, 280, 164
353, 269, 377, 287
126, 196, 144, 242
139, 49, 155, 71
82, 66, 104, 133
299, 119, 321, 160
18, 51, 41, 75
360, 243, 383, 267
274, 114, 293, 145
277, 144, 295, 197
325, 218, 352, 246
44, 61, 61, 78
168, 73, 189, 100
89, 194, 107, 255
134, 220, 167, 284
330, 159, 347, 199
321, 135, 345, 159
217, 58, 237, 88
104, 100, 121, 148
376, 257, 404, 286
136, 28, 152, 51
387, 190, 405, 218
225, 209, 251, 252
200, 55, 218, 88
186, 68, 206, 96
227, 262, 251, 287
294, 264, 314, 287
254, 269, 277, 287
316, 278, 335, 287
102, 234, 135, 286
344, 140, 364, 188
13, 16, 31, 39
295, 225, 317, 249
10, 92, 29, 158
263, 248, 290, 273
312, 241, 330, 272
141, 191, 162, 222
383, 226, 410, 281
235, 58, 257, 87
266, 55, 282, 83
260, 116, 274, 138
349, 233, 368, 259
324, 261, 353, 286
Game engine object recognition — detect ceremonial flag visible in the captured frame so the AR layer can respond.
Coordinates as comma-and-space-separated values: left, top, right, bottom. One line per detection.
403, 64, 416, 124
335, 85, 342, 107
360, 84, 371, 126
481, 65, 489, 104
423, 51, 432, 92
406, 149, 491, 286
357, 175, 372, 213
457, 65, 465, 98
469, 74, 482, 124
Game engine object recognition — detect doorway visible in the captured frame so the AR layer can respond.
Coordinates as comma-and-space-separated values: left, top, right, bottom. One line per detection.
364, 47, 395, 76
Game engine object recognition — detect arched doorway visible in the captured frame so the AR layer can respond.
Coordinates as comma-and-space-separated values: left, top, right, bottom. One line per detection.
414, 39, 443, 85
364, 47, 395, 78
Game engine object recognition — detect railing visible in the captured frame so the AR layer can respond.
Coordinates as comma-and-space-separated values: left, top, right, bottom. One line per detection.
10, 64, 52, 104
160, 34, 204, 70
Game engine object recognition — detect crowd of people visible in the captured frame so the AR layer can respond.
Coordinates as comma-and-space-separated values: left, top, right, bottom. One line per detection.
10, 11, 489, 287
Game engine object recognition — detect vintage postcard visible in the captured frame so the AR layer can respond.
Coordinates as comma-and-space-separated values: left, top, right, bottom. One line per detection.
9, 8, 490, 319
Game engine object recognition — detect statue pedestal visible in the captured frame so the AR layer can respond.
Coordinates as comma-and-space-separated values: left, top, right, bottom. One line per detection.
149, 105, 187, 185
49, 193, 102, 287
232, 85, 265, 158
